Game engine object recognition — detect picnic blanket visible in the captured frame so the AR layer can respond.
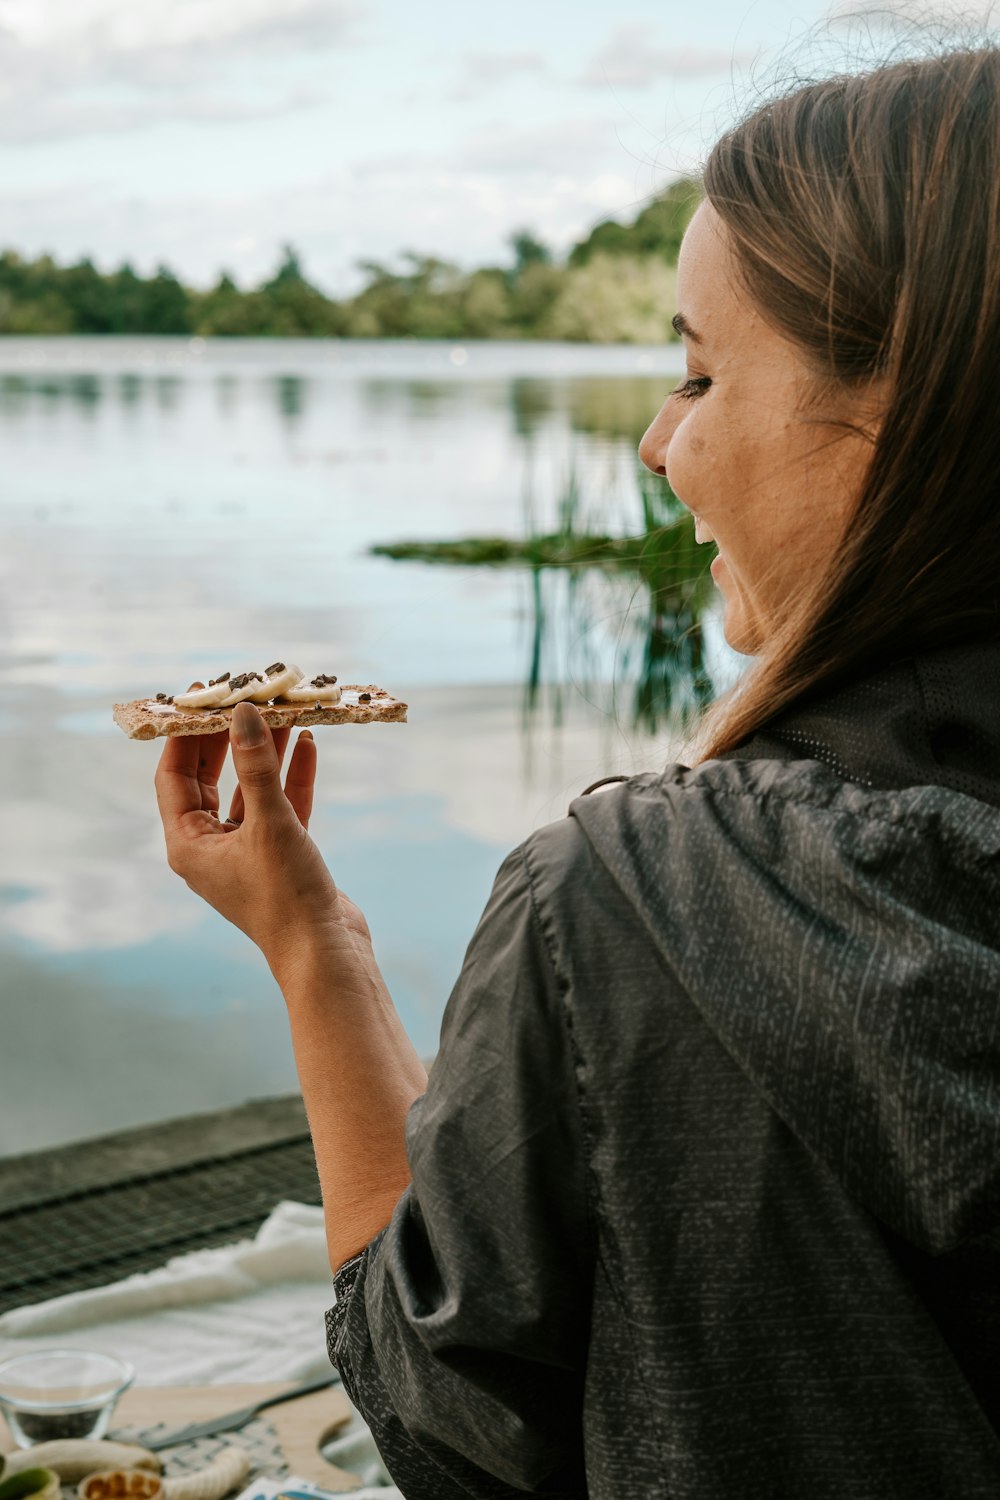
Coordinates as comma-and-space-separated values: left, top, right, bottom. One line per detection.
0, 1201, 400, 1499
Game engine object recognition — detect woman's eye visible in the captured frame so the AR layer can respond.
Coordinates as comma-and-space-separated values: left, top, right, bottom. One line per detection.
673, 376, 711, 400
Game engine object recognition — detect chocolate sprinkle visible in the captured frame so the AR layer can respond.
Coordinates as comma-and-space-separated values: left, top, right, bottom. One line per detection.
359, 692, 372, 702
264, 661, 285, 677
155, 692, 167, 701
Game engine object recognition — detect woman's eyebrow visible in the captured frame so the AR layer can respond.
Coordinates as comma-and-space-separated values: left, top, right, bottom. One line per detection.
672, 312, 703, 344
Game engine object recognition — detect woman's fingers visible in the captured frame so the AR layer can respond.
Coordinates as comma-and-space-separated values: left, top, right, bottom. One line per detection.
226, 724, 292, 823
194, 729, 234, 815
284, 730, 316, 828
226, 728, 316, 828
226, 783, 244, 825
155, 683, 210, 823
156, 736, 203, 824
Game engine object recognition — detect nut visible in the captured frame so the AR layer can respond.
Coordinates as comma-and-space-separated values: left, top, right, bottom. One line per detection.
78, 1472, 165, 1500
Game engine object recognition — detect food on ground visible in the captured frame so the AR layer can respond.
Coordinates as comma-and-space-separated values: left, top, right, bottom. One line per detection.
161, 1448, 250, 1500
78, 1472, 163, 1500
0, 1468, 61, 1500
0, 1445, 161, 1484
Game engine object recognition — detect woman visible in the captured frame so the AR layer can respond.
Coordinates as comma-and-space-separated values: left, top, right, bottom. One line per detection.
156, 46, 1000, 1499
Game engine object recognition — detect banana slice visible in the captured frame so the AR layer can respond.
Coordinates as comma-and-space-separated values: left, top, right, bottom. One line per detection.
218, 671, 267, 708
173, 676, 233, 711
277, 673, 342, 705
248, 662, 302, 703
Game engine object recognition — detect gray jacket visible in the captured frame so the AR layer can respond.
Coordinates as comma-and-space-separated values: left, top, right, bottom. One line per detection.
326, 643, 1000, 1498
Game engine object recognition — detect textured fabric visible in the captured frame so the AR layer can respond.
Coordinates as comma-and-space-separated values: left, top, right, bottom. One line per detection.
326, 641, 1000, 1498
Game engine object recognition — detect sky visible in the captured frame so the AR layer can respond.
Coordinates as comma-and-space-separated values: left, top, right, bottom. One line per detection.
0, 0, 993, 294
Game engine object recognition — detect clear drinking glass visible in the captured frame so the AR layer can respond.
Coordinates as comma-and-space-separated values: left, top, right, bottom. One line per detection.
0, 1349, 134, 1447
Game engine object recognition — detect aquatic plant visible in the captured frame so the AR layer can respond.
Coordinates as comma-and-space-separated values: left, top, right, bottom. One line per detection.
371, 464, 716, 733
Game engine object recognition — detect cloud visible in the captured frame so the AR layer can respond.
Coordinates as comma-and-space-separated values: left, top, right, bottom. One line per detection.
0, 86, 328, 146
827, 0, 1000, 24
447, 48, 548, 101
457, 115, 625, 176
0, 132, 647, 294
0, 0, 366, 143
460, 48, 547, 83
581, 23, 756, 88
0, 0, 365, 57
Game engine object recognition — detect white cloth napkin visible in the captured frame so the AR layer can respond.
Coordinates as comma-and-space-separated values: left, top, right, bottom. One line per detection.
0, 1201, 400, 1497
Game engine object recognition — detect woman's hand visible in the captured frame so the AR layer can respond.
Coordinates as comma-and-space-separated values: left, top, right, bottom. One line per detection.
155, 694, 362, 980
157, 692, 427, 1271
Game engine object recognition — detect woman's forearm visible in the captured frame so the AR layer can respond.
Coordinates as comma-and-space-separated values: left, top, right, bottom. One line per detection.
275, 932, 429, 1273
154, 710, 426, 1272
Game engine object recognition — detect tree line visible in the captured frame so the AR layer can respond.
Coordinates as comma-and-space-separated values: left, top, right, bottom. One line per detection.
0, 179, 700, 343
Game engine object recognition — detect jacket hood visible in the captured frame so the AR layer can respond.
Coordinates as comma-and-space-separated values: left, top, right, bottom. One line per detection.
570, 644, 1000, 1255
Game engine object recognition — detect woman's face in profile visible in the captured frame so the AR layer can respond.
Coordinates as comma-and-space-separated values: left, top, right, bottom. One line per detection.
639, 202, 879, 655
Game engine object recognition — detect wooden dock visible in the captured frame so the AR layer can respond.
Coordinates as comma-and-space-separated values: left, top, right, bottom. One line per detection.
0, 1095, 322, 1315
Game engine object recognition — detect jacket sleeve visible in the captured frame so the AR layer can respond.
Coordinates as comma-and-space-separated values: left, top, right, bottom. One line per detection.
325, 844, 593, 1499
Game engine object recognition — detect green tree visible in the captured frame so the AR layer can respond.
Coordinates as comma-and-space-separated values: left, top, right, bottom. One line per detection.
569, 179, 701, 268
0, 174, 701, 342
61, 258, 114, 332
0, 288, 74, 333
142, 264, 192, 334
344, 254, 465, 338
265, 244, 307, 288
509, 229, 552, 277
544, 254, 678, 343
193, 273, 267, 335
508, 260, 563, 335
257, 245, 346, 336
109, 264, 148, 333
461, 268, 511, 338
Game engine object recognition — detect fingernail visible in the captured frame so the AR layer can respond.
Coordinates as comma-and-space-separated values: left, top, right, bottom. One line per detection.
300, 730, 314, 742
232, 701, 266, 747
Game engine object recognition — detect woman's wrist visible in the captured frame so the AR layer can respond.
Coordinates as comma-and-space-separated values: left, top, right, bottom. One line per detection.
266, 917, 366, 997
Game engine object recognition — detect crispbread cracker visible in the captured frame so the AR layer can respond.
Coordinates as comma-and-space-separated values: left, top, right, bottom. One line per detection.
113, 685, 407, 740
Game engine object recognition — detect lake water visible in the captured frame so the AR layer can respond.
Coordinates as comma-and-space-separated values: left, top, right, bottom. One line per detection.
0, 336, 736, 1155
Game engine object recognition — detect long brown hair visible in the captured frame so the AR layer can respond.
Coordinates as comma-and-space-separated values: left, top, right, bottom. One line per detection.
691, 47, 1000, 762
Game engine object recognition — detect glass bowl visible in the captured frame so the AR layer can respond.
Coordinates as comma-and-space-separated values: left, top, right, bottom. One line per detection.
0, 1349, 134, 1448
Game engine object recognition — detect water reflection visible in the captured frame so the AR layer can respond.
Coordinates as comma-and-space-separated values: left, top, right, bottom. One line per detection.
0, 337, 711, 1151
117, 372, 142, 409
508, 378, 554, 438
274, 373, 307, 425
0, 371, 101, 416
520, 543, 714, 734
214, 371, 239, 419
567, 376, 668, 444
358, 374, 501, 425
153, 374, 183, 414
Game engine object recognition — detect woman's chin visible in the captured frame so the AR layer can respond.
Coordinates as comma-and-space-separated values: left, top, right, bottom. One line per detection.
722, 628, 757, 656
719, 594, 762, 657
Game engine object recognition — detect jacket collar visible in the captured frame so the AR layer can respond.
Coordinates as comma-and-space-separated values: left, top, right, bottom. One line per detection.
718, 641, 1000, 810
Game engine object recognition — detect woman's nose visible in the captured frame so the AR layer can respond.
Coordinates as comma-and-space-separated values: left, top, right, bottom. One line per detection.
638, 398, 676, 476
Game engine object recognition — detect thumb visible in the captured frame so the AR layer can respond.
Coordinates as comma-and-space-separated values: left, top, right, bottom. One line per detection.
230, 702, 288, 818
